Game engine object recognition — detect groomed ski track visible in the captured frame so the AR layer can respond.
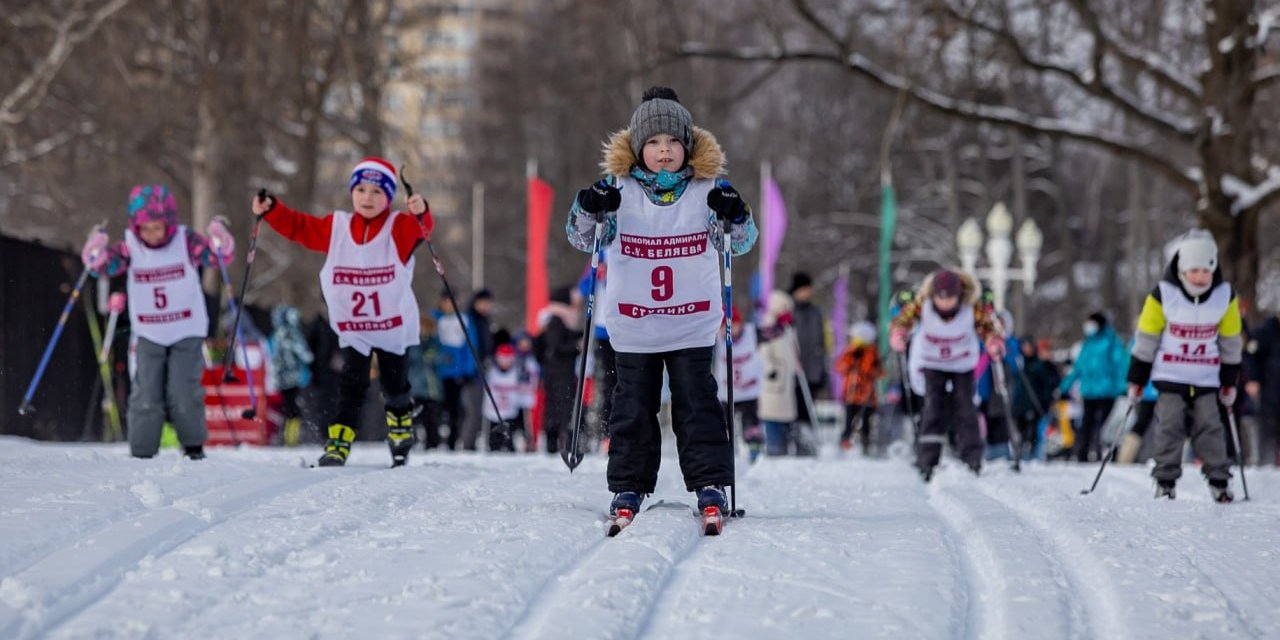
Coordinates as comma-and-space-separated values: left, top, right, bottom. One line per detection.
1, 436, 1278, 639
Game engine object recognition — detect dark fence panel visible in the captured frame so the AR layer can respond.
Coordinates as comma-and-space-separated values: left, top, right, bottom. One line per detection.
1, 234, 98, 440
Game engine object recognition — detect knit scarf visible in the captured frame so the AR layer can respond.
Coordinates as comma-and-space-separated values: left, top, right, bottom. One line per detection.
629, 165, 694, 206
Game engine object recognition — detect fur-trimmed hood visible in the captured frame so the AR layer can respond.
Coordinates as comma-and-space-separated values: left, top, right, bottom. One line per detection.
600, 126, 725, 179
918, 269, 981, 306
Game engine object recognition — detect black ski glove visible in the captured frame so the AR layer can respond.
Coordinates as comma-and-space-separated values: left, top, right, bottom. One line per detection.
707, 182, 748, 224
576, 180, 620, 220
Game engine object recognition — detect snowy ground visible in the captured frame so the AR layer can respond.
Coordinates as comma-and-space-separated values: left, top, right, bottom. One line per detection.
1, 436, 1278, 640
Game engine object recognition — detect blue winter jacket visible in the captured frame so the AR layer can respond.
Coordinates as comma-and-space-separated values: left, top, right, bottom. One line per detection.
1058, 326, 1128, 400
978, 337, 1021, 403
432, 309, 477, 380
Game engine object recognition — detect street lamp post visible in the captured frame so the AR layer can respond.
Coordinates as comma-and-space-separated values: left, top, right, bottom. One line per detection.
954, 202, 1043, 317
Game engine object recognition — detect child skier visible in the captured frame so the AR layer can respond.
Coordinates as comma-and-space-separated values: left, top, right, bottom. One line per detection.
80, 185, 234, 459
1127, 229, 1242, 502
835, 321, 883, 455
269, 304, 313, 446
251, 157, 431, 467
890, 269, 1002, 481
716, 306, 765, 462
481, 343, 525, 452
566, 86, 758, 532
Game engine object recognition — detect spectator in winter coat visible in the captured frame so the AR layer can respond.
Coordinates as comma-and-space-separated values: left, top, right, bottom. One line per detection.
535, 286, 581, 455
461, 289, 496, 450
1127, 229, 1241, 501
834, 321, 883, 455
789, 273, 829, 452
81, 185, 234, 460
1011, 336, 1060, 461
406, 316, 443, 449
977, 320, 1021, 461
758, 291, 799, 456
269, 305, 314, 446
433, 293, 478, 451
1245, 311, 1280, 466
1058, 311, 1128, 462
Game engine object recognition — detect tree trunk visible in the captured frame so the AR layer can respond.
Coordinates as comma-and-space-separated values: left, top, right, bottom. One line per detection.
192, 1, 221, 296
1199, 0, 1261, 316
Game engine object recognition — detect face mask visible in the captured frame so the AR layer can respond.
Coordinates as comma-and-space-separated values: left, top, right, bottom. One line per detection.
654, 169, 684, 190
1083, 321, 1099, 336
1179, 272, 1212, 297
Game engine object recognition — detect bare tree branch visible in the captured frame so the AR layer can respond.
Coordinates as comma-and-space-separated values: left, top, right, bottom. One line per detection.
938, 0, 1198, 139
1224, 169, 1280, 215
1065, 0, 1202, 103
680, 42, 1196, 191
1254, 65, 1280, 91
0, 0, 134, 129
1, 121, 94, 167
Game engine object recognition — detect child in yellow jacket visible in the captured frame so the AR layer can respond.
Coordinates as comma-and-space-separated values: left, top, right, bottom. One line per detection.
1127, 230, 1242, 502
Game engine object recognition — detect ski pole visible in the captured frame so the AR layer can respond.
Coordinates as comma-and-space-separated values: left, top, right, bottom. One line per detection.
399, 167, 511, 451
99, 292, 126, 441
19, 223, 105, 416
212, 245, 258, 420
991, 357, 1021, 471
789, 331, 821, 454
897, 351, 919, 455
221, 191, 265, 383
562, 221, 603, 471
82, 288, 123, 440
1080, 400, 1136, 495
720, 212, 745, 518
1224, 404, 1250, 501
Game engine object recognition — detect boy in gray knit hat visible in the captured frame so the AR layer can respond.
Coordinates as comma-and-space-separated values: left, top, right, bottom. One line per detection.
628, 88, 694, 164
565, 86, 759, 535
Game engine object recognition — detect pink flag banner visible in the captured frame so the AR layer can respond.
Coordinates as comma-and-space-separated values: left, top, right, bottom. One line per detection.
759, 177, 788, 303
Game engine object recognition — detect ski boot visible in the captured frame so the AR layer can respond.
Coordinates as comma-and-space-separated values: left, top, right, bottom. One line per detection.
1155, 480, 1176, 500
607, 491, 643, 537
386, 410, 415, 467
696, 486, 728, 536
183, 445, 206, 461
1209, 480, 1234, 504
967, 460, 983, 477
918, 463, 936, 483
318, 424, 356, 467
488, 422, 513, 452
283, 417, 301, 447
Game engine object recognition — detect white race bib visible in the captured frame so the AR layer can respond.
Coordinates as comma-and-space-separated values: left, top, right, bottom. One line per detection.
125, 226, 209, 346
319, 211, 419, 356
601, 176, 722, 353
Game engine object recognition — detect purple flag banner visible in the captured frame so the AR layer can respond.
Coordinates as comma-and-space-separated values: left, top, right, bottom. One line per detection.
759, 176, 788, 303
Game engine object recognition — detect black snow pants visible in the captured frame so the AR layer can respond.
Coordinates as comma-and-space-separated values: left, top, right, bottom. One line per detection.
607, 346, 733, 493
917, 368, 983, 470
